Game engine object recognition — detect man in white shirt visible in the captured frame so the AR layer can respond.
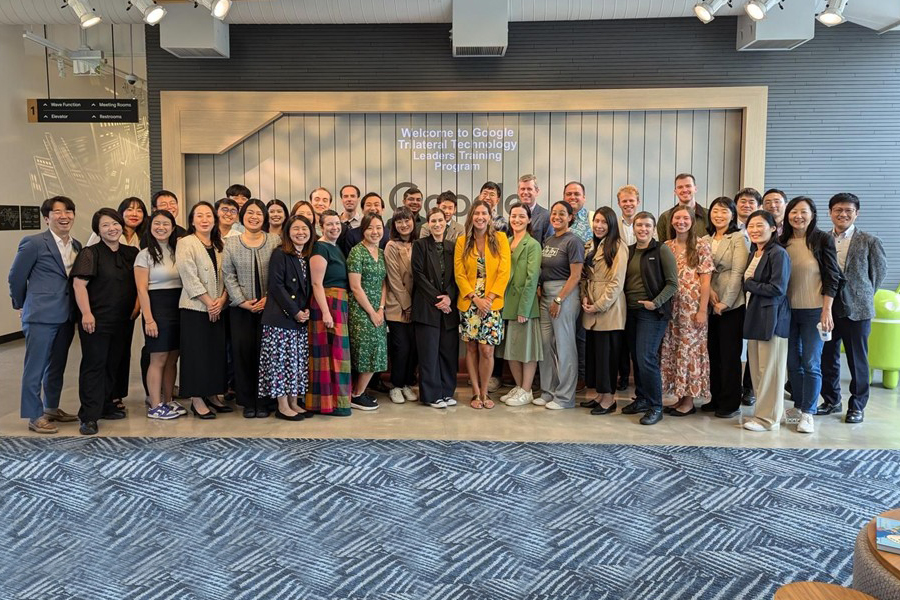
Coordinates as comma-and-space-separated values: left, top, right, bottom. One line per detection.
339, 184, 362, 229
226, 184, 251, 234
8, 196, 83, 433
518, 174, 549, 246
734, 188, 761, 230
762, 188, 787, 237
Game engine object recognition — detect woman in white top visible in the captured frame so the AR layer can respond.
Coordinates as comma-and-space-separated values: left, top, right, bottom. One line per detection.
86, 196, 147, 248
135, 210, 183, 420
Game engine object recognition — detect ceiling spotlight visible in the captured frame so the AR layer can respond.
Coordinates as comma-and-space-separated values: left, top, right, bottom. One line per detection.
196, 0, 232, 20
128, 0, 166, 25
744, 0, 780, 21
65, 0, 102, 28
817, 0, 849, 26
694, 0, 729, 24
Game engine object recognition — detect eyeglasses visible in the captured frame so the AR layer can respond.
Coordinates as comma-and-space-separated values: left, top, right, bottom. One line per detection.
218, 208, 238, 215
831, 208, 856, 216
50, 210, 75, 217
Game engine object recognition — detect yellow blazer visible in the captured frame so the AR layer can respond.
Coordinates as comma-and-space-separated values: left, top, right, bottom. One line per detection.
454, 232, 511, 311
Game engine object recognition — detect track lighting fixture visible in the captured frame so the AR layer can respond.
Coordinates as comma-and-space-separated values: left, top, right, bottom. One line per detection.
817, 0, 849, 26
744, 0, 781, 21
64, 0, 102, 29
128, 0, 166, 25
694, 0, 729, 24
195, 0, 232, 20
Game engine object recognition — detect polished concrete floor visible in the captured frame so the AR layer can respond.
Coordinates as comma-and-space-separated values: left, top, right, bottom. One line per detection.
1, 335, 898, 449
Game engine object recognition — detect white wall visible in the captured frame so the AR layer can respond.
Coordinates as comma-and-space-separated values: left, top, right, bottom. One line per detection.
0, 24, 150, 336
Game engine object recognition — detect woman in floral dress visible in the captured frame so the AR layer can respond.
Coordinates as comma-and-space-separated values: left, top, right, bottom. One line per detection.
347, 213, 388, 411
454, 200, 511, 409
661, 206, 714, 415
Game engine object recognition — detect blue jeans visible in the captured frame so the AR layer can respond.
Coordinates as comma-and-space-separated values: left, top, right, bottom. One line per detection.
626, 308, 668, 410
787, 308, 824, 414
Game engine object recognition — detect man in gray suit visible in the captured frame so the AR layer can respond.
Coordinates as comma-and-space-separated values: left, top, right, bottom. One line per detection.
817, 193, 887, 424
517, 174, 549, 246
9, 196, 82, 433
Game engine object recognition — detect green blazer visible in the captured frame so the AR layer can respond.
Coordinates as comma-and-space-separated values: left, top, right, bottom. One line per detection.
501, 234, 542, 320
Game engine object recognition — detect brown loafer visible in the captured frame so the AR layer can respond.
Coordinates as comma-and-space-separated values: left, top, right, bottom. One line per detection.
44, 408, 78, 423
28, 416, 58, 434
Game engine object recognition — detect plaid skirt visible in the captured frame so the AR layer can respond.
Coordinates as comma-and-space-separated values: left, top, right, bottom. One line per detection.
306, 287, 352, 415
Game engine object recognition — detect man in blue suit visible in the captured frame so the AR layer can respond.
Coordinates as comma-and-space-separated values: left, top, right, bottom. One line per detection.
8, 196, 82, 433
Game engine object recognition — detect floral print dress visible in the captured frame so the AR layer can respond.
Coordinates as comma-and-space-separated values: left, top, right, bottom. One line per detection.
661, 238, 715, 399
347, 244, 388, 373
459, 256, 504, 346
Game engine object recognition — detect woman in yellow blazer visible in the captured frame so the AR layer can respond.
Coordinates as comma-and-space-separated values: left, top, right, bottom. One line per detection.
581, 207, 628, 415
455, 199, 511, 409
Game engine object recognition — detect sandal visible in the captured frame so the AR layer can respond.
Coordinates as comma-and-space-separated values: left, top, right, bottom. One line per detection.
470, 395, 484, 409
482, 395, 495, 410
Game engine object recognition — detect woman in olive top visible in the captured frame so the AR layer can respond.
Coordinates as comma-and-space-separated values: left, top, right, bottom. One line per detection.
702, 197, 750, 418
621, 212, 678, 425
222, 199, 282, 418
175, 201, 229, 419
497, 202, 542, 407
307, 210, 352, 417
779, 196, 840, 434
580, 207, 628, 415
412, 208, 460, 408
454, 200, 511, 409
743, 210, 792, 432
384, 207, 419, 404
537, 201, 585, 410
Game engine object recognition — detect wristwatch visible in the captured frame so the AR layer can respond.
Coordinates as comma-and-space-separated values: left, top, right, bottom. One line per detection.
553, 296, 562, 305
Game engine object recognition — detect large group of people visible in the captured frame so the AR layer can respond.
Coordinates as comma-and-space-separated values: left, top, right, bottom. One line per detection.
9, 173, 887, 435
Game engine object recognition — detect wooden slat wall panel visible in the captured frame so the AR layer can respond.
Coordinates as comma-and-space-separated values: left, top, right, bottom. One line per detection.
187, 110, 743, 225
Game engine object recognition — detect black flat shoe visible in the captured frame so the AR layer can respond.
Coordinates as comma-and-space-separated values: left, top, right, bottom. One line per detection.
590, 402, 617, 415
191, 405, 215, 419
715, 409, 741, 418
580, 399, 599, 409
79, 421, 98, 435
621, 401, 650, 415
100, 409, 126, 420
243, 407, 257, 418
640, 408, 663, 425
816, 402, 843, 415
275, 409, 305, 421
616, 379, 628, 391
255, 408, 270, 418
845, 409, 864, 424
205, 397, 233, 413
663, 406, 674, 415
669, 407, 696, 417
741, 391, 756, 406
700, 403, 717, 413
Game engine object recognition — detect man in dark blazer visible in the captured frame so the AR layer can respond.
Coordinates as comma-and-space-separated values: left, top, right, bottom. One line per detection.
8, 196, 82, 433
338, 192, 389, 257
817, 193, 887, 424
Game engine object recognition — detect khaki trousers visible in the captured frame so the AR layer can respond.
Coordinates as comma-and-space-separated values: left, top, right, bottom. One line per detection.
747, 336, 788, 427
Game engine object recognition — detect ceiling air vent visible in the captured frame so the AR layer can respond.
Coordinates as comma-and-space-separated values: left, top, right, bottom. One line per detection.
452, 0, 508, 58
160, 2, 229, 58
737, 0, 815, 50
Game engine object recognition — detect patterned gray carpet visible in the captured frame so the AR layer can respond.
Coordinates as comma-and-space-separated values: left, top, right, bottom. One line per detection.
1, 437, 898, 599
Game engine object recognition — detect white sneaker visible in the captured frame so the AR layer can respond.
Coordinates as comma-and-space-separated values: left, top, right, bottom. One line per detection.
743, 418, 778, 432
532, 396, 547, 406
784, 407, 802, 425
797, 412, 815, 433
500, 386, 523, 403
401, 386, 417, 402
506, 389, 533, 407
487, 377, 501, 393
444, 397, 457, 407
389, 388, 405, 404
545, 401, 568, 410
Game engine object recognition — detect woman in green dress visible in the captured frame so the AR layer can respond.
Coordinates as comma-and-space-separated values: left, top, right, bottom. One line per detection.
347, 213, 388, 411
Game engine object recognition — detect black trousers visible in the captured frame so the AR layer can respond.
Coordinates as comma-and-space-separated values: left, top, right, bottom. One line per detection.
708, 306, 745, 413
585, 330, 622, 394
112, 319, 135, 399
821, 316, 871, 411
618, 331, 632, 384
230, 308, 264, 409
415, 323, 458, 403
388, 321, 418, 388
78, 324, 132, 422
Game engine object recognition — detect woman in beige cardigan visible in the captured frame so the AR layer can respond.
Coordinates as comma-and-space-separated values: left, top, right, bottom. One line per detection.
581, 206, 628, 415
384, 207, 419, 405
175, 201, 229, 419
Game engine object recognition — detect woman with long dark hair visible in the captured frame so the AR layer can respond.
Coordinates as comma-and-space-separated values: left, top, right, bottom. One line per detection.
134, 209, 183, 420
258, 215, 315, 420
778, 196, 840, 433
660, 206, 714, 416
86, 196, 148, 248
266, 198, 289, 238
702, 197, 750, 418
222, 198, 282, 418
743, 210, 792, 432
175, 201, 229, 419
581, 206, 628, 415
454, 199, 511, 409
71, 208, 140, 435
384, 207, 419, 404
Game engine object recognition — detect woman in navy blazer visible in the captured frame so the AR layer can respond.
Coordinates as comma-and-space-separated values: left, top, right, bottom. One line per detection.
258, 215, 314, 421
742, 210, 792, 432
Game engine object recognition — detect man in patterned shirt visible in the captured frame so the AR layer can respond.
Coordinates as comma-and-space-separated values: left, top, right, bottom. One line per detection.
546, 181, 591, 244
